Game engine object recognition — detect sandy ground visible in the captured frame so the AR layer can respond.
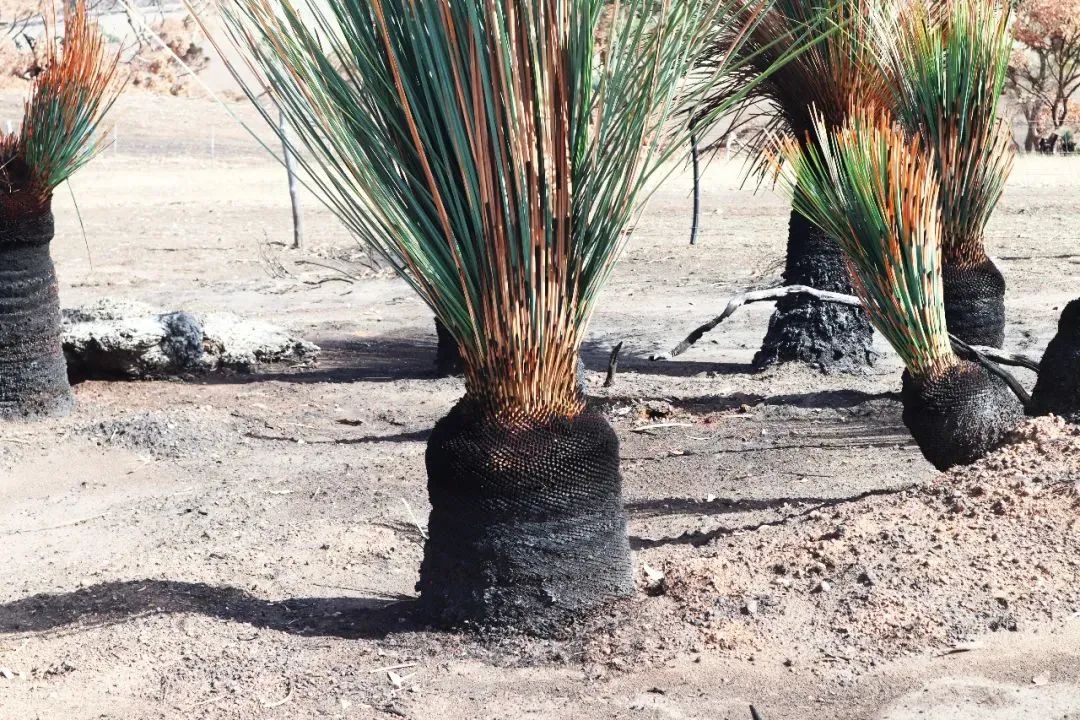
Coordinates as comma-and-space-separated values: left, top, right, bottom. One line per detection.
1, 91, 1079, 719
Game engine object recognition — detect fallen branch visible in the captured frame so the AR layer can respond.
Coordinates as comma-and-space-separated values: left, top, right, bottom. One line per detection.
950, 342, 1040, 373
653, 285, 860, 360
604, 341, 624, 388
951, 336, 1032, 409
655, 285, 1041, 373
655, 285, 1038, 408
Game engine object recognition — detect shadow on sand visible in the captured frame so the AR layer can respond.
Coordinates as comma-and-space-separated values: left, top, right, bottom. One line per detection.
0, 580, 418, 640
201, 336, 443, 385
627, 486, 912, 550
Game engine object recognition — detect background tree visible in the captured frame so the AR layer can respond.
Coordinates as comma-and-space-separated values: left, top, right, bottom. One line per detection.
877, 0, 1014, 349
1008, 0, 1080, 147
697, 0, 882, 374
1031, 299, 1080, 423
775, 106, 1023, 470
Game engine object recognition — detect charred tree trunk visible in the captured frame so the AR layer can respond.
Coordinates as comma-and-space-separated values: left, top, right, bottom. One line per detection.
754, 209, 875, 373
0, 211, 74, 420
901, 361, 1022, 471
434, 317, 463, 377
942, 257, 1006, 349
417, 399, 633, 635
1030, 298, 1080, 423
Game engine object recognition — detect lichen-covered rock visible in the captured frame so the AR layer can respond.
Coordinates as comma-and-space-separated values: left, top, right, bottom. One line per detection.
62, 298, 319, 379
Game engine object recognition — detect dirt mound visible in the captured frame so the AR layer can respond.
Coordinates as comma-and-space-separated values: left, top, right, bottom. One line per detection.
576, 417, 1080, 673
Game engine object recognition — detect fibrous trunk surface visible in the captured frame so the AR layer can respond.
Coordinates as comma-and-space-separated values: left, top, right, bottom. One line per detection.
901, 361, 1022, 471
1030, 298, 1080, 423
0, 212, 73, 420
418, 399, 633, 635
754, 209, 875, 373
942, 257, 1006, 348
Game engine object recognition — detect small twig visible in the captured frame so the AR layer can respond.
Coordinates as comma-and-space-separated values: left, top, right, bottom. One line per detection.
369, 662, 418, 674
260, 679, 293, 709
294, 259, 361, 282
604, 341, 624, 388
4, 512, 108, 536
750, 705, 765, 720
66, 180, 93, 272
186, 694, 229, 710
400, 499, 428, 540
631, 422, 694, 433
302, 276, 355, 287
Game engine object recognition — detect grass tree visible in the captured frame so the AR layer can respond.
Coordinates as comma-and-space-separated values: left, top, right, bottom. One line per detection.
696, 0, 882, 373
774, 107, 1022, 470
1030, 298, 1080, 424
875, 0, 1014, 348
0, 2, 119, 420
216, 0, 802, 630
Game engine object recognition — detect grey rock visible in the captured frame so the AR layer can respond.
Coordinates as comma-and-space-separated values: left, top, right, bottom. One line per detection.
62, 298, 319, 379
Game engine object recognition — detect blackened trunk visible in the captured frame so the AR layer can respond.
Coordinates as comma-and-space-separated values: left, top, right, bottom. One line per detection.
434, 317, 463, 377
418, 399, 633, 635
754, 209, 875, 372
1030, 298, 1080, 423
901, 361, 1022, 471
942, 258, 1006, 348
0, 212, 73, 420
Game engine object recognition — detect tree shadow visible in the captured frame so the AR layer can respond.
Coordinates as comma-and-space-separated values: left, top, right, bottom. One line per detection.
191, 336, 753, 387
626, 491, 905, 519
595, 388, 898, 416
629, 486, 912, 550
245, 428, 432, 444
201, 336, 444, 385
0, 580, 419, 640
580, 341, 755, 378
758, 389, 898, 410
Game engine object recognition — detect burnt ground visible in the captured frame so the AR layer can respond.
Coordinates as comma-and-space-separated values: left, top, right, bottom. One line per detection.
0, 91, 1079, 719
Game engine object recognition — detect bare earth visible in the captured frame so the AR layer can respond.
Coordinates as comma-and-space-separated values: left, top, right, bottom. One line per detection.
1, 92, 1079, 720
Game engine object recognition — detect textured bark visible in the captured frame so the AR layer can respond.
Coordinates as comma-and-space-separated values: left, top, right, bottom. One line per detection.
942, 258, 1007, 349
1030, 298, 1080, 423
901, 361, 1023, 471
754, 209, 875, 373
418, 399, 633, 635
0, 212, 74, 420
